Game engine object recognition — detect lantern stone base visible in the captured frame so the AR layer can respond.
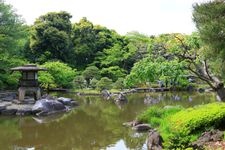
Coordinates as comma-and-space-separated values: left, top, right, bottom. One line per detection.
18, 87, 41, 101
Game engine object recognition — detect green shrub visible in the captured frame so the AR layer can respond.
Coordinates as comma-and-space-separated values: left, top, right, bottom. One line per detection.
96, 77, 113, 90
138, 106, 183, 140
73, 75, 86, 89
90, 78, 98, 89
38, 72, 56, 89
41, 61, 76, 88
113, 78, 125, 89
138, 106, 183, 128
169, 102, 225, 135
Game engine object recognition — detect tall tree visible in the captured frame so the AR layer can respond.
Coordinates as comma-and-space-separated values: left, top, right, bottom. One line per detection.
192, 0, 225, 100
72, 17, 119, 68
30, 11, 72, 63
0, 0, 28, 89
0, 0, 27, 55
71, 17, 97, 68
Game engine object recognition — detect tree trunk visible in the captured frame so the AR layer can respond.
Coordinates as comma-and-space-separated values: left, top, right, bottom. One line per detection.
216, 87, 225, 101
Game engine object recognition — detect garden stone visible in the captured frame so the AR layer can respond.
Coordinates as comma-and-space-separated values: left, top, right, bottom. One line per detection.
192, 129, 224, 148
132, 123, 151, 132
123, 120, 142, 127
16, 108, 33, 116
115, 93, 127, 102
1, 108, 17, 115
32, 99, 66, 116
147, 129, 163, 150
57, 97, 78, 106
101, 90, 111, 99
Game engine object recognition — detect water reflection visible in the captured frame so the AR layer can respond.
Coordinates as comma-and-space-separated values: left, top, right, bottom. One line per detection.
0, 92, 217, 150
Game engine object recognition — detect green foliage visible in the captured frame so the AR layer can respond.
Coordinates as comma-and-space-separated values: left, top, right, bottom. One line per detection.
167, 132, 192, 150
73, 75, 86, 89
72, 18, 118, 68
113, 78, 125, 89
0, 0, 28, 55
100, 66, 126, 82
137, 106, 183, 128
96, 77, 113, 90
193, 1, 225, 60
170, 102, 225, 135
41, 61, 76, 88
192, 1, 225, 83
0, 54, 27, 89
90, 78, 98, 89
30, 11, 72, 63
82, 66, 100, 86
125, 57, 186, 87
38, 71, 56, 89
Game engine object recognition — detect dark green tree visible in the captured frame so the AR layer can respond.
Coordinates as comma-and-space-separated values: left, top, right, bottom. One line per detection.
190, 0, 225, 100
30, 11, 72, 63
72, 17, 119, 68
96, 77, 113, 90
0, 0, 28, 89
82, 66, 100, 87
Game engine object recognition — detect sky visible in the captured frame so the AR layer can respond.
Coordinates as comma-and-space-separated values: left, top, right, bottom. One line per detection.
5, 0, 205, 35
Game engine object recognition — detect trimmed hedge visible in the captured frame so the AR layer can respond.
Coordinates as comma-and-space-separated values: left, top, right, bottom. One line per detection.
169, 102, 225, 135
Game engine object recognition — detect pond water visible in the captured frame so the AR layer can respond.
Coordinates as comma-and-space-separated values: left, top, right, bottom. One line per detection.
0, 92, 216, 150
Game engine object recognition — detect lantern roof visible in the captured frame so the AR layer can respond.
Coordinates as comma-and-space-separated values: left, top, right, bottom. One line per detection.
11, 64, 47, 71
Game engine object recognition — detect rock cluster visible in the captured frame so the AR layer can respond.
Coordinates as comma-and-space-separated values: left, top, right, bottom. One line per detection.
0, 93, 78, 116
192, 129, 224, 149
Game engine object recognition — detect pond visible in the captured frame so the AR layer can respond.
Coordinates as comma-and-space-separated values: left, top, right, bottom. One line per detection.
0, 92, 216, 150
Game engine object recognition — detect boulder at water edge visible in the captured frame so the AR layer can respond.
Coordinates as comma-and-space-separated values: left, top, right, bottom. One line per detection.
32, 99, 67, 116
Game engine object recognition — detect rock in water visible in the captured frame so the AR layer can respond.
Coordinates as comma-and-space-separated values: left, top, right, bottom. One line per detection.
101, 90, 111, 99
132, 123, 151, 132
57, 97, 78, 106
32, 99, 66, 116
147, 129, 163, 150
115, 93, 128, 102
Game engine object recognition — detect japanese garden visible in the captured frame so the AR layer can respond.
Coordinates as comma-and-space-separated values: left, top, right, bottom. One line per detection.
0, 0, 225, 149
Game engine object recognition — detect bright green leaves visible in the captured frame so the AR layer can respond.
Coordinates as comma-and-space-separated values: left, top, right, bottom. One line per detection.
124, 57, 186, 87
170, 102, 225, 135
39, 61, 76, 88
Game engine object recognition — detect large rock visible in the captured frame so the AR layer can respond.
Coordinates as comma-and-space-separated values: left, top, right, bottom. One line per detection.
1, 109, 17, 115
101, 90, 111, 99
115, 93, 128, 102
132, 123, 151, 132
147, 129, 163, 150
6, 104, 33, 116
32, 99, 67, 116
192, 129, 224, 149
57, 97, 79, 107
123, 120, 142, 127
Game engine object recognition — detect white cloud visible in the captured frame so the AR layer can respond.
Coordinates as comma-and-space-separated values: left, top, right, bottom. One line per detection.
5, 0, 202, 35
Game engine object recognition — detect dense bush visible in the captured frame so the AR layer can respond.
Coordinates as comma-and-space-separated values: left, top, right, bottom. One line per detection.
138, 106, 183, 128
169, 102, 225, 135
73, 75, 86, 89
0, 54, 27, 89
40, 61, 76, 88
113, 78, 125, 89
137, 103, 225, 149
96, 77, 113, 90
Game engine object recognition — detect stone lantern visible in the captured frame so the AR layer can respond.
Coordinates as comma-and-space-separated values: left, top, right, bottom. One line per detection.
11, 64, 47, 101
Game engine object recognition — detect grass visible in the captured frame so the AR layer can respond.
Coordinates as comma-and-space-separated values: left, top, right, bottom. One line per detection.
137, 105, 183, 141
72, 88, 121, 94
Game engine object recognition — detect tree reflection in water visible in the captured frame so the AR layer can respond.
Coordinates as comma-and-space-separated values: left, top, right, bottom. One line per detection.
0, 92, 216, 150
